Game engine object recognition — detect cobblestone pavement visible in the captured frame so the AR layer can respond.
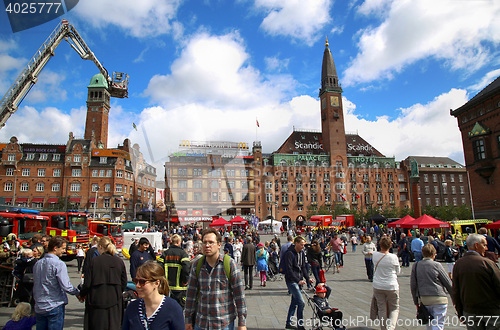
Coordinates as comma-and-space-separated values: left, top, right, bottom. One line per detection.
0, 235, 468, 330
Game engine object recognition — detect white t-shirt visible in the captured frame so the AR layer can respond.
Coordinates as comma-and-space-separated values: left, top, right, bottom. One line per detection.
372, 252, 400, 291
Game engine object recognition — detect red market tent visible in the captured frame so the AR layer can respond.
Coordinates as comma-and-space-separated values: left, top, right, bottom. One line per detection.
387, 215, 415, 228
209, 217, 231, 227
230, 216, 247, 225
486, 220, 500, 229
401, 214, 450, 229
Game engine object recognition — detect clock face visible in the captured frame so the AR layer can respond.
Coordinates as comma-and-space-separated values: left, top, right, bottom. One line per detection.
330, 96, 339, 107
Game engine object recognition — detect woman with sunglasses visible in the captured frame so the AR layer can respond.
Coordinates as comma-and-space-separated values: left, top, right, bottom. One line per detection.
80, 236, 127, 330
122, 261, 185, 330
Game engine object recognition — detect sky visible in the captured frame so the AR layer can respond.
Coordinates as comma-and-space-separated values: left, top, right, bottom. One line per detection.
1, 0, 500, 172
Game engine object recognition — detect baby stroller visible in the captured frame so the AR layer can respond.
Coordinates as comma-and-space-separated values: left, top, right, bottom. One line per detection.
302, 289, 345, 330
267, 257, 283, 281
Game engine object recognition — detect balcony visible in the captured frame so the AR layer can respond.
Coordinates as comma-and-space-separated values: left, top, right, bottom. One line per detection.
323, 177, 330, 182
296, 176, 303, 182
324, 188, 331, 193
350, 188, 357, 193
351, 201, 358, 205
364, 188, 370, 192
399, 188, 408, 192
389, 201, 395, 205
375, 177, 382, 182
325, 201, 332, 206
376, 188, 383, 192
363, 177, 369, 182
311, 201, 318, 206
311, 188, 318, 193
377, 201, 383, 205
350, 177, 357, 182
388, 188, 395, 192
282, 201, 289, 206
281, 187, 289, 193
296, 188, 303, 193
70, 161, 82, 168
398, 177, 407, 182
310, 176, 317, 182
280, 176, 288, 182
388, 177, 394, 182
297, 201, 304, 206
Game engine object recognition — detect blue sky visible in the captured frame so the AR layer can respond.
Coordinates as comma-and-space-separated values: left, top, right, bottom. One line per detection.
1, 0, 500, 170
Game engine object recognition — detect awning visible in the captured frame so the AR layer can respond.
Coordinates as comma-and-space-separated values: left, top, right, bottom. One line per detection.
89, 197, 96, 203
16, 197, 28, 203
115, 197, 122, 200
48, 197, 59, 204
69, 197, 81, 203
31, 197, 44, 203
5, 197, 12, 203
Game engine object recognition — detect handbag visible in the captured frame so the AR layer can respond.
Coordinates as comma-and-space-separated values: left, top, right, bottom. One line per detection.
415, 262, 434, 325
319, 269, 326, 283
22, 273, 34, 284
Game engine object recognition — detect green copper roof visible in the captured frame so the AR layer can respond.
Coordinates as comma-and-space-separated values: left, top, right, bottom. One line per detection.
87, 73, 108, 89
468, 122, 490, 137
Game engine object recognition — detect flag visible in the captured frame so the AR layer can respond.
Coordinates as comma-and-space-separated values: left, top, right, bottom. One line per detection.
339, 194, 346, 201
355, 194, 360, 200
132, 123, 137, 131
256, 119, 259, 127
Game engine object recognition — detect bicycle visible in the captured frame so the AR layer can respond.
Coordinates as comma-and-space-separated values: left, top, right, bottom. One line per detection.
323, 251, 336, 273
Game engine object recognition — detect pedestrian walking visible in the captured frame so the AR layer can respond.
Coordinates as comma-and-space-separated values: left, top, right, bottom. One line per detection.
362, 236, 376, 282
256, 243, 268, 287
241, 235, 256, 290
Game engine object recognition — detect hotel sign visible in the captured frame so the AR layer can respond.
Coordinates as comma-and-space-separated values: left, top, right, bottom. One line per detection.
92, 149, 131, 161
180, 140, 249, 149
172, 152, 205, 157
294, 141, 323, 150
347, 143, 374, 153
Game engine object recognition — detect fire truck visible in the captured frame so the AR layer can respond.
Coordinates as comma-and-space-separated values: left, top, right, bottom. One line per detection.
88, 220, 123, 250
0, 209, 49, 245
0, 19, 129, 129
40, 210, 90, 259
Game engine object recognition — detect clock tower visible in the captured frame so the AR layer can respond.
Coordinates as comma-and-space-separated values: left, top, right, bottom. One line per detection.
84, 73, 111, 148
320, 37, 347, 167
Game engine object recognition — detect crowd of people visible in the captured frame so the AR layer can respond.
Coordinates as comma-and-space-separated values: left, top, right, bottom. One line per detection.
2, 223, 500, 330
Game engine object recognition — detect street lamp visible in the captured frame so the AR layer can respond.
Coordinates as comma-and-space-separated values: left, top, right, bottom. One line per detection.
92, 186, 99, 220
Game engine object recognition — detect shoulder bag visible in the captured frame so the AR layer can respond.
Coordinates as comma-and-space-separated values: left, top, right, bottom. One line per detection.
415, 262, 433, 325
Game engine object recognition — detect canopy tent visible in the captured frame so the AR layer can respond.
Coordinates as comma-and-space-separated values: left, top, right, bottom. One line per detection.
257, 219, 282, 233
209, 217, 231, 227
387, 215, 415, 228
230, 216, 247, 225
401, 214, 450, 229
122, 222, 148, 231
486, 220, 500, 229
368, 214, 387, 224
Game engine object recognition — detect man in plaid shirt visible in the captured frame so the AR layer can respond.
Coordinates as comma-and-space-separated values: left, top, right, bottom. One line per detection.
185, 228, 247, 330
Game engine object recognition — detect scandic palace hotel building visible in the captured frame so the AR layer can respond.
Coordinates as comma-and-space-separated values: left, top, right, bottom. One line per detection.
164, 39, 471, 227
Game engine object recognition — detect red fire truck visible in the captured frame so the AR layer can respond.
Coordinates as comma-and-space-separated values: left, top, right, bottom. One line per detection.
40, 210, 90, 259
88, 220, 123, 249
0, 210, 49, 244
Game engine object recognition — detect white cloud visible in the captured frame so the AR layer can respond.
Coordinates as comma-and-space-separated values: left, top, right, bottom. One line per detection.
344, 88, 468, 163
0, 105, 86, 143
264, 55, 290, 72
24, 70, 68, 103
254, 0, 332, 45
144, 31, 297, 108
344, 0, 500, 86
468, 69, 500, 93
74, 0, 184, 37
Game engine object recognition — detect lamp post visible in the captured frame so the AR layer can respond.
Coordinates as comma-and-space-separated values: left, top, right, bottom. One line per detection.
12, 169, 20, 206
92, 186, 99, 220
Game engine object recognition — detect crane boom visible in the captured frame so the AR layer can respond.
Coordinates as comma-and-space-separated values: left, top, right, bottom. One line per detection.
0, 19, 129, 129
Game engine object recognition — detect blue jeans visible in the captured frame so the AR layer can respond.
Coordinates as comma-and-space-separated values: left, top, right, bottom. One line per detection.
310, 264, 321, 285
36, 304, 65, 330
364, 258, 374, 280
304, 264, 312, 288
334, 252, 342, 265
286, 282, 305, 326
413, 251, 423, 262
401, 251, 410, 267
195, 321, 234, 330
352, 244, 357, 252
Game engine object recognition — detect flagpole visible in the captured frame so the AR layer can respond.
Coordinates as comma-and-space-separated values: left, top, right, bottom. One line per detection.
256, 117, 258, 141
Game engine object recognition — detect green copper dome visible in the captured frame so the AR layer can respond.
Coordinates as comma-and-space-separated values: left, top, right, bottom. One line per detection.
87, 73, 108, 89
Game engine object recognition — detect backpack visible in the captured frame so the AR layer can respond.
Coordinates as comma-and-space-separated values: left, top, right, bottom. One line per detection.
279, 249, 290, 274
195, 254, 231, 282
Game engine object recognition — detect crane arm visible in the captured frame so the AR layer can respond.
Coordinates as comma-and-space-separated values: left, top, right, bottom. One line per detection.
0, 19, 128, 129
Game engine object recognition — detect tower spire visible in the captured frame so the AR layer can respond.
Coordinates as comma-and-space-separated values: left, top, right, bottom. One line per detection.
320, 35, 342, 97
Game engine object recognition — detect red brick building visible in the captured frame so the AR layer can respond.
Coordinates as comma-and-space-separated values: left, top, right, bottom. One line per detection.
451, 76, 500, 220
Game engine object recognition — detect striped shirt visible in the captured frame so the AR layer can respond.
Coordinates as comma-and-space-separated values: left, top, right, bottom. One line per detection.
184, 253, 247, 330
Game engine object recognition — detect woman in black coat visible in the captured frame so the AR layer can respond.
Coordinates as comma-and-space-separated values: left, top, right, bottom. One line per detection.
80, 236, 127, 330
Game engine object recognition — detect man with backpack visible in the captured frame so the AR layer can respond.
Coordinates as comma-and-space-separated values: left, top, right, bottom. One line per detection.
185, 228, 247, 330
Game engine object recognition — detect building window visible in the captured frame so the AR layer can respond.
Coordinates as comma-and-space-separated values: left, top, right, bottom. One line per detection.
52, 183, 60, 192
266, 193, 273, 202
73, 154, 81, 162
4, 182, 12, 191
241, 181, 249, 189
116, 184, 123, 193
130, 186, 133, 194
426, 198, 431, 205
53, 154, 60, 161
452, 198, 457, 206
105, 184, 110, 192
20, 182, 29, 191
441, 174, 446, 182
460, 186, 464, 194
432, 174, 437, 182
194, 192, 202, 201
336, 182, 345, 190
98, 157, 107, 164
70, 183, 81, 192
106, 170, 112, 177
311, 194, 317, 202
117, 170, 123, 178
461, 197, 466, 204
435, 198, 439, 206
241, 169, 249, 177
458, 174, 463, 183
192, 168, 202, 176
36, 183, 44, 191
194, 180, 202, 189
211, 192, 219, 201
92, 170, 98, 177
8, 154, 15, 161
179, 168, 187, 176
178, 192, 187, 201
138, 189, 142, 196
425, 186, 430, 194
72, 169, 81, 177
39, 154, 48, 161
451, 186, 456, 194
473, 139, 486, 160
178, 180, 187, 188
227, 181, 235, 189
434, 186, 438, 194
99, 170, 105, 177
26, 153, 34, 160
423, 174, 428, 182
104, 199, 110, 208
22, 168, 30, 176
444, 198, 448, 206
211, 181, 218, 189
450, 174, 455, 183
6, 168, 13, 176
53, 169, 61, 177
92, 184, 99, 192
265, 181, 272, 189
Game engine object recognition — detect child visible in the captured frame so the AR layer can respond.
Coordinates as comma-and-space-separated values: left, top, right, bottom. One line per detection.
313, 284, 342, 328
255, 243, 268, 287
3, 302, 36, 330
12, 249, 35, 281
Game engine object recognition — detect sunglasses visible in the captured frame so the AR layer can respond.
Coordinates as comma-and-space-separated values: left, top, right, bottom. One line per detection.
132, 278, 156, 286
